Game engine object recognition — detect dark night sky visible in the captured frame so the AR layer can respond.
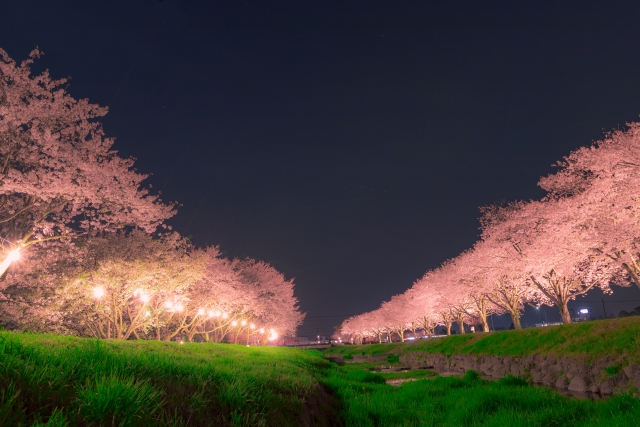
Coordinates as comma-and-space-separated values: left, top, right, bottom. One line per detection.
3, 1, 640, 336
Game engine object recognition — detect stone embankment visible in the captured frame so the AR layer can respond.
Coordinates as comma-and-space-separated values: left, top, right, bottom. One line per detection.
400, 352, 640, 395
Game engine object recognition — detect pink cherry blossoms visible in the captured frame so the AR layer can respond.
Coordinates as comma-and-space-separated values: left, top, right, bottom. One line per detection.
337, 122, 640, 343
0, 49, 304, 342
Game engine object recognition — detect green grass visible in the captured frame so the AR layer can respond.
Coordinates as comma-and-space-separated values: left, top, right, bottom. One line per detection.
0, 331, 339, 427
327, 317, 640, 363
3, 324, 640, 427
322, 365, 640, 426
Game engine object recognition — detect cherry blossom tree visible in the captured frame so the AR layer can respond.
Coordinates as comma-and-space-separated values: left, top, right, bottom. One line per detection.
0, 48, 175, 277
539, 122, 640, 290
59, 232, 206, 339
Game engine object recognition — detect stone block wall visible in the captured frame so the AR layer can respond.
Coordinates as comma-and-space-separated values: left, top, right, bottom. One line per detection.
400, 352, 640, 395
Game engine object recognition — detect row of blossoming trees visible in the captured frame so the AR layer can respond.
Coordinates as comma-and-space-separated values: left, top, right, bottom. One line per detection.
0, 49, 303, 342
338, 121, 640, 343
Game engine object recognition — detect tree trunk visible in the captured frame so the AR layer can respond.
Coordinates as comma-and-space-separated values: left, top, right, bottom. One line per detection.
510, 311, 522, 330
456, 319, 466, 334
377, 332, 382, 343
480, 318, 489, 332
445, 323, 451, 336
559, 303, 572, 324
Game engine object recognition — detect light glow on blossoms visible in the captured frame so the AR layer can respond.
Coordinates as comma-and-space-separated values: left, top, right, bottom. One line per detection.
140, 294, 150, 303
92, 287, 105, 299
231, 320, 238, 327
241, 320, 247, 326
198, 308, 205, 316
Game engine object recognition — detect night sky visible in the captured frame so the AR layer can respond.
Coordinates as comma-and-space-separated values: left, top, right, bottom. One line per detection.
3, 1, 640, 337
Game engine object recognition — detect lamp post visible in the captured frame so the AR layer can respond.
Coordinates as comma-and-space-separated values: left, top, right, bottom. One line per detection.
536, 306, 544, 326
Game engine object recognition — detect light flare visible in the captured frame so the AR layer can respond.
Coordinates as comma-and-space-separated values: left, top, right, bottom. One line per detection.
6, 249, 20, 262
92, 286, 105, 299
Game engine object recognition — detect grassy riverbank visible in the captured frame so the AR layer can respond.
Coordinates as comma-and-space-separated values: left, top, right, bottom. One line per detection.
326, 316, 640, 363
0, 331, 339, 427
323, 363, 640, 427
2, 323, 640, 426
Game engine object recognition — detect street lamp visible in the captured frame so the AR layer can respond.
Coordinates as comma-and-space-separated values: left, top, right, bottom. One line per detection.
536, 306, 544, 325
92, 286, 105, 299
0, 248, 21, 278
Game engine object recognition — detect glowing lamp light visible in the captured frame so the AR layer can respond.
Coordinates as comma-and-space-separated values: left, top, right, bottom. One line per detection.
164, 301, 174, 309
92, 286, 105, 299
241, 320, 247, 326
140, 294, 150, 303
175, 304, 184, 312
269, 332, 278, 341
250, 324, 255, 329
198, 308, 205, 316
214, 310, 221, 317
231, 320, 238, 327
259, 328, 265, 334
579, 309, 589, 314
145, 310, 151, 317
222, 312, 228, 319
207, 310, 215, 318
6, 249, 20, 262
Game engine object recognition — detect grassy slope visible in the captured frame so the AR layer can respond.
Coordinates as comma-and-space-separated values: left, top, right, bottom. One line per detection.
0, 332, 338, 427
327, 317, 640, 363
323, 366, 640, 427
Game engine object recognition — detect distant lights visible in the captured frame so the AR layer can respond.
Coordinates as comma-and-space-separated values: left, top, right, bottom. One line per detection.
579, 309, 589, 314
231, 320, 238, 327
241, 320, 247, 326
250, 324, 255, 329
198, 308, 205, 316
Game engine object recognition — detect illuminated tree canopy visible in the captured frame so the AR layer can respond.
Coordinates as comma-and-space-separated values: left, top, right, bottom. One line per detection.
337, 124, 640, 342
0, 49, 304, 343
